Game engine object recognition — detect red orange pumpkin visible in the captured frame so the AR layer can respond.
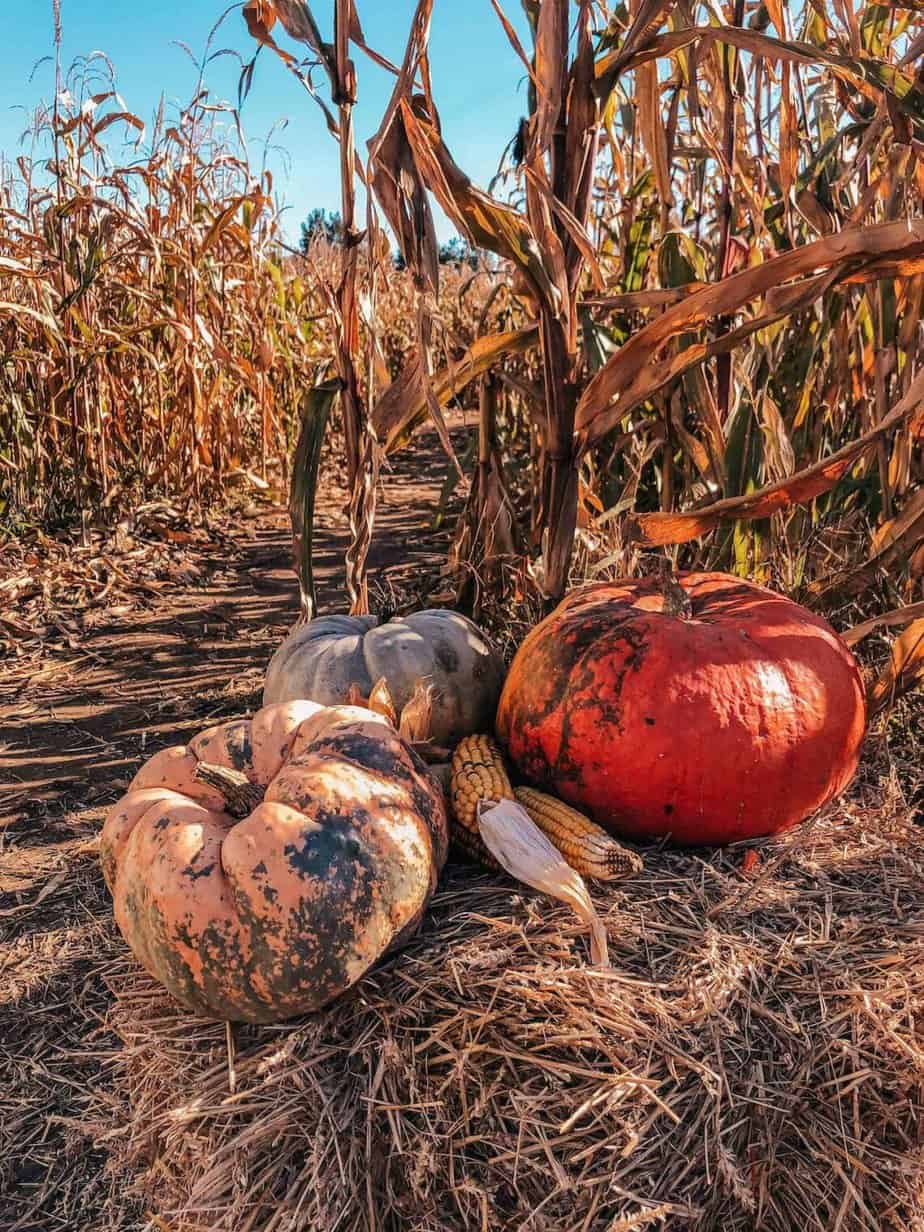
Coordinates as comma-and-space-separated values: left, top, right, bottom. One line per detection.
101, 701, 447, 1022
496, 573, 866, 846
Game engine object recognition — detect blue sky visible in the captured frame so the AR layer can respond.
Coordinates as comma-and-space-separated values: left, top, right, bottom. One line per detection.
1, 1, 533, 243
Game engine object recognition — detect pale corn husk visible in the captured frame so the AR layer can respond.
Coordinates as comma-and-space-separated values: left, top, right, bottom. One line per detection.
346, 676, 399, 727
346, 674, 446, 758
477, 798, 610, 966
398, 677, 438, 743
367, 676, 399, 727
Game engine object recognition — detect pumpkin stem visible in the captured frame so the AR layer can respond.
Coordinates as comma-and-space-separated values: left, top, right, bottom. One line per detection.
194, 762, 265, 820
657, 558, 693, 620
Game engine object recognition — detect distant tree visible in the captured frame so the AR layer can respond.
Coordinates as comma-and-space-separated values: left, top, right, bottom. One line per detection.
300, 208, 343, 251
438, 236, 478, 268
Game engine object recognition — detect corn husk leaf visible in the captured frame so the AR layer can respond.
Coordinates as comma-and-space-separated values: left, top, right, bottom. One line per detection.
598, 0, 680, 80
261, 0, 335, 78
636, 60, 674, 206
533, 0, 568, 158
398, 677, 437, 744
868, 619, 924, 716
844, 602, 924, 647
477, 799, 610, 967
367, 677, 399, 728
367, 0, 439, 296
399, 97, 560, 313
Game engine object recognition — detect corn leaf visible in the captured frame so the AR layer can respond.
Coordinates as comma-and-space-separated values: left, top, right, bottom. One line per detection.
599, 25, 924, 134
576, 220, 924, 448
290, 377, 341, 622
624, 366, 924, 546
845, 602, 924, 647
400, 98, 560, 313
868, 619, 924, 716
372, 326, 539, 454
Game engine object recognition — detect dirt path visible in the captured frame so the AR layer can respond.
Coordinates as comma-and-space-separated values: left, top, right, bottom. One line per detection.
0, 422, 469, 1231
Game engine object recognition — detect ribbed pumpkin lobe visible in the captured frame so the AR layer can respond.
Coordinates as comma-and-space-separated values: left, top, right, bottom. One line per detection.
101, 701, 448, 1023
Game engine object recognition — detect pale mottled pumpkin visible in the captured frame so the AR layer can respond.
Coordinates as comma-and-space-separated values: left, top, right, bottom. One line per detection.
101, 701, 447, 1023
263, 610, 505, 746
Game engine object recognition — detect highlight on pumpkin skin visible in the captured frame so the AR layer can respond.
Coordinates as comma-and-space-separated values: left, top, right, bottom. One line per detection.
100, 702, 448, 1024
99, 787, 193, 892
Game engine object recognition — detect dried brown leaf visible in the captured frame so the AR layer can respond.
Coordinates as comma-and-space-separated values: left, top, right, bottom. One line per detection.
242, 0, 297, 67
266, 0, 336, 79
599, 0, 680, 82
533, 0, 568, 158
868, 619, 924, 717
601, 25, 924, 131
636, 60, 674, 206
400, 97, 560, 312
845, 602, 924, 648
813, 487, 924, 602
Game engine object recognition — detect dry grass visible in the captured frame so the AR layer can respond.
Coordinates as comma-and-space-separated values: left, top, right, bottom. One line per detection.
101, 716, 923, 1232
0, 830, 142, 1232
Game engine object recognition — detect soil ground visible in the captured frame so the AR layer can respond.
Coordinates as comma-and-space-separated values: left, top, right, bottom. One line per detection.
0, 422, 467, 1231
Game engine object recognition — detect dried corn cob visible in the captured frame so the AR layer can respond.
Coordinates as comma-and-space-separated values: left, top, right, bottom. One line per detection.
449, 819, 504, 871
450, 735, 642, 882
514, 787, 642, 882
450, 735, 514, 832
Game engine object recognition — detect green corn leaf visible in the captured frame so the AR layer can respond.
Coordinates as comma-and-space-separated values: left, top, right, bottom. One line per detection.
289, 377, 341, 623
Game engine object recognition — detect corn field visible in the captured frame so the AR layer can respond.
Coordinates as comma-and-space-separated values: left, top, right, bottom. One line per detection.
2, 0, 923, 635
0, 46, 494, 536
